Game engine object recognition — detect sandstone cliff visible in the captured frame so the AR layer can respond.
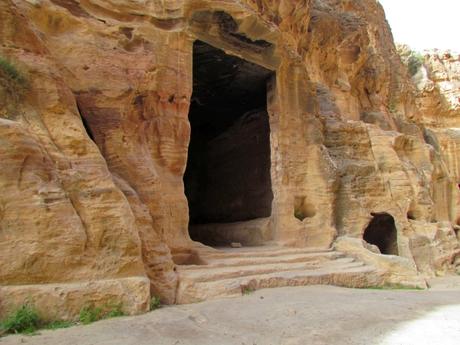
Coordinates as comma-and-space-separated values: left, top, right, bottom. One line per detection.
0, 0, 459, 319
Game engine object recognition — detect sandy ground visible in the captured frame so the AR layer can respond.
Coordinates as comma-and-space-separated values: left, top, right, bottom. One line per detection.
2, 277, 460, 345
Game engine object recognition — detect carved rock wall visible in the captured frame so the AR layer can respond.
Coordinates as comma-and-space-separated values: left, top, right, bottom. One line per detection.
413, 51, 460, 128
0, 0, 459, 317
0, 0, 151, 316
307, 1, 460, 277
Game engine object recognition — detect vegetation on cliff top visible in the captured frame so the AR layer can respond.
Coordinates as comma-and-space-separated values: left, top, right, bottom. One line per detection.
407, 52, 424, 76
396, 44, 425, 76
0, 55, 28, 119
0, 56, 26, 86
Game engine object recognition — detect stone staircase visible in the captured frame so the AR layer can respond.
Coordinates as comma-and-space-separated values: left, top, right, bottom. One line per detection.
176, 245, 383, 304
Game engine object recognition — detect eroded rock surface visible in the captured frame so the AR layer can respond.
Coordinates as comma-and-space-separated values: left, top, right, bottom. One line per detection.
0, 0, 459, 316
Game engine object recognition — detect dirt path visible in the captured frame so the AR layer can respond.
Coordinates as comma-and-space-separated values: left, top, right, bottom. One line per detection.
2, 277, 460, 345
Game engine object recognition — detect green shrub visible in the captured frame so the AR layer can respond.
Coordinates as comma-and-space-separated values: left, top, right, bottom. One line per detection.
79, 302, 125, 325
242, 287, 255, 295
79, 305, 103, 325
105, 303, 125, 318
407, 52, 424, 76
45, 320, 74, 330
1, 302, 126, 335
396, 45, 425, 77
150, 296, 161, 311
0, 56, 26, 85
0, 302, 122, 335
0, 304, 41, 334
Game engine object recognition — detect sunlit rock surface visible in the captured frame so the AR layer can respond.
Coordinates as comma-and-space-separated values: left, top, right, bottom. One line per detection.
0, 0, 459, 316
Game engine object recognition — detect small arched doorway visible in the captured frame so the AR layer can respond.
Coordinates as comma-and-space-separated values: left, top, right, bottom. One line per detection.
363, 212, 399, 255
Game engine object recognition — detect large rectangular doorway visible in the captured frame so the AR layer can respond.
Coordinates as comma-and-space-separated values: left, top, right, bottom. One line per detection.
184, 40, 274, 246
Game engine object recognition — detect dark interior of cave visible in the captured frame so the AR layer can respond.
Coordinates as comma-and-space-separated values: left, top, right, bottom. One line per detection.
184, 40, 274, 244
363, 213, 399, 255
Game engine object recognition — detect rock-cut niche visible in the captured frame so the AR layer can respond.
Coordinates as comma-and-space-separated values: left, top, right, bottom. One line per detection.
184, 40, 274, 246
363, 213, 399, 255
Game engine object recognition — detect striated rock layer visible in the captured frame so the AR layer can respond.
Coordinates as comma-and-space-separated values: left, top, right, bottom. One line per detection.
0, 0, 459, 316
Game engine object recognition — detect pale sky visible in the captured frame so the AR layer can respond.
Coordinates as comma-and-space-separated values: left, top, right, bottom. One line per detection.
378, 0, 459, 52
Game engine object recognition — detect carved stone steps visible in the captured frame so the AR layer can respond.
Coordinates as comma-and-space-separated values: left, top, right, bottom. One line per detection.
176, 246, 382, 304
197, 246, 335, 260
178, 250, 345, 271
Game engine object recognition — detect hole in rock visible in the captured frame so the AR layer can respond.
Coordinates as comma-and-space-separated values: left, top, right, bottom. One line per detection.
363, 212, 399, 255
294, 196, 316, 221
184, 40, 274, 247
406, 201, 419, 221
407, 211, 415, 220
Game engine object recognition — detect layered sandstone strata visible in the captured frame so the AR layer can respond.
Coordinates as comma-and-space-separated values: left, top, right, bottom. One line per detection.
0, 0, 459, 317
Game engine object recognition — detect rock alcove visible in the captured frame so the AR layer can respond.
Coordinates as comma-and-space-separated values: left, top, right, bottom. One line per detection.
363, 213, 399, 255
184, 40, 274, 246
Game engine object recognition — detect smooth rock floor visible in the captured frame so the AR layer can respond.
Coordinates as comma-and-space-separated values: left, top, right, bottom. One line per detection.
2, 276, 460, 345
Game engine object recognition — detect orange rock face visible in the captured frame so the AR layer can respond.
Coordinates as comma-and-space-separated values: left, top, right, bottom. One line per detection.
0, 0, 459, 316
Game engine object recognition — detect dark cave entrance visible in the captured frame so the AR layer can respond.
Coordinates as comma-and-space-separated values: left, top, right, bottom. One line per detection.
184, 40, 274, 246
363, 213, 399, 255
